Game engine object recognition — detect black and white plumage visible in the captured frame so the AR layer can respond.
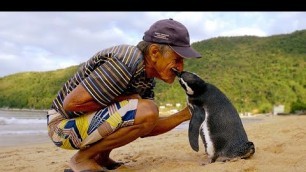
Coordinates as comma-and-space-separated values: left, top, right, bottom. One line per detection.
172, 68, 255, 164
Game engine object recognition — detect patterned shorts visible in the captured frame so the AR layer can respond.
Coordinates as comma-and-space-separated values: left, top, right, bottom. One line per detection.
47, 99, 138, 150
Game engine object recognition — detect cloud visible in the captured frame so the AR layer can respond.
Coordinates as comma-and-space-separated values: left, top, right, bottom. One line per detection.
0, 12, 305, 77
220, 27, 267, 37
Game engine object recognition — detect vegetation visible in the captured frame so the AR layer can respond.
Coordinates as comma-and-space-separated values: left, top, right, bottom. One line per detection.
0, 66, 78, 109
1, 30, 305, 114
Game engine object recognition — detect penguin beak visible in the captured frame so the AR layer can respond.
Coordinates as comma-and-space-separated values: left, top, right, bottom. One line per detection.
171, 68, 182, 78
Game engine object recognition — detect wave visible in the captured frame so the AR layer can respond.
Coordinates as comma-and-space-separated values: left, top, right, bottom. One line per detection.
0, 117, 46, 125
0, 130, 48, 135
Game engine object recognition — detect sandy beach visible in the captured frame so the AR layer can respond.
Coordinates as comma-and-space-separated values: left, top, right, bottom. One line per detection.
0, 114, 306, 172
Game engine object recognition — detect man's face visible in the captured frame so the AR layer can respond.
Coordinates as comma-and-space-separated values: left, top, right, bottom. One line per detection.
154, 46, 184, 84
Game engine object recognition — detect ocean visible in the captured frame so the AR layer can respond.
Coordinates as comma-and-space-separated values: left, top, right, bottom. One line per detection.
0, 110, 49, 147
0, 109, 190, 147
0, 109, 263, 148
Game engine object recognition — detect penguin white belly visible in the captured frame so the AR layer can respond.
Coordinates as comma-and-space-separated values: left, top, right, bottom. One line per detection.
201, 110, 215, 156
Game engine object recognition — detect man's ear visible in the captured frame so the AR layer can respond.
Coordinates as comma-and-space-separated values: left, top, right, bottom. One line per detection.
149, 44, 160, 62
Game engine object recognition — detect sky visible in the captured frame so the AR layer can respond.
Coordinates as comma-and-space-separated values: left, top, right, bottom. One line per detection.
0, 12, 305, 77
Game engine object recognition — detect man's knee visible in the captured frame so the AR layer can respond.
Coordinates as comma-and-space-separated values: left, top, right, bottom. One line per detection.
134, 99, 159, 127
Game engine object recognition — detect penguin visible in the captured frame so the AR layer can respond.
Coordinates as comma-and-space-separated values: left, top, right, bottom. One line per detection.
172, 68, 255, 164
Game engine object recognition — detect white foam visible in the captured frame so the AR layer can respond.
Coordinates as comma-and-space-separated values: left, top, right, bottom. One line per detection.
0, 130, 47, 135
0, 117, 46, 125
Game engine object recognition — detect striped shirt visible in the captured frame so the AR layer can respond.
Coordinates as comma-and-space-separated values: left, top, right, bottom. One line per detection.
51, 44, 155, 119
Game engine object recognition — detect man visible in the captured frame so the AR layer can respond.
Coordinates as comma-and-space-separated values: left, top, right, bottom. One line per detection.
47, 18, 201, 172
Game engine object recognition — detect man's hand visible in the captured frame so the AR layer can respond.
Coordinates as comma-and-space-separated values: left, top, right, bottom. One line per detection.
180, 106, 192, 121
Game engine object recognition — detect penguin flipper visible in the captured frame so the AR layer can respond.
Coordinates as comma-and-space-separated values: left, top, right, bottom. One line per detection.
188, 105, 205, 152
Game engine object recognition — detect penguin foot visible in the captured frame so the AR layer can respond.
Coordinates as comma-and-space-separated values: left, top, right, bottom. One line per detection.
201, 160, 211, 166
201, 156, 217, 165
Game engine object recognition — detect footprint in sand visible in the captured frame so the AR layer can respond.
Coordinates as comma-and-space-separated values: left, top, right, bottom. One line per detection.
291, 131, 306, 141
243, 166, 258, 172
263, 143, 284, 154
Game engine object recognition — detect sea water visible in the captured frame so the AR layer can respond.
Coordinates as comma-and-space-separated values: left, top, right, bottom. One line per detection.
0, 110, 49, 147
0, 109, 263, 147
0, 109, 189, 147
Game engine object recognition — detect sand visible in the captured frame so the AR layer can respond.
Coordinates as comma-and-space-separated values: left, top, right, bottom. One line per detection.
1, 114, 306, 172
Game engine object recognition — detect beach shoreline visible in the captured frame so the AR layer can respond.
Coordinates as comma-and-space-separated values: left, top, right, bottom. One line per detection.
1, 115, 306, 172
0, 115, 263, 148
0, 109, 264, 148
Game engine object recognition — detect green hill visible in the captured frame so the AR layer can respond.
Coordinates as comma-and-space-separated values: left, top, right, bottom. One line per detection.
0, 66, 78, 109
1, 30, 305, 113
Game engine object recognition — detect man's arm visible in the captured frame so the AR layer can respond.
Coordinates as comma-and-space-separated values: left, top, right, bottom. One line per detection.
63, 84, 103, 112
63, 84, 141, 112
142, 106, 191, 137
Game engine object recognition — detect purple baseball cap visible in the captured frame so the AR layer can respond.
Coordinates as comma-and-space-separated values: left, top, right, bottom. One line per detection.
143, 18, 202, 59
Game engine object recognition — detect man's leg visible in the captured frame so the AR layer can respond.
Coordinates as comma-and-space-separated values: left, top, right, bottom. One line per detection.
68, 100, 191, 171
68, 99, 159, 172
96, 107, 191, 169
94, 106, 192, 170
94, 149, 123, 170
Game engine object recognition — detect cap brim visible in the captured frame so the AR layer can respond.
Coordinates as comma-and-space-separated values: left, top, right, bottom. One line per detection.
169, 45, 202, 59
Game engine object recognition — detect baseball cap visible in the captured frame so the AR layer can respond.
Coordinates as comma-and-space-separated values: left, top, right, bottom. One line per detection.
143, 18, 202, 59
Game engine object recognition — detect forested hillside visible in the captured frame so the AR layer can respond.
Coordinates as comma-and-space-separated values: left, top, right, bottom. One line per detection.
0, 66, 78, 109
0, 30, 305, 113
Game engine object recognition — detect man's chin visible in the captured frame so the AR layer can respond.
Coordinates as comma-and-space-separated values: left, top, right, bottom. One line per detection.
162, 77, 175, 84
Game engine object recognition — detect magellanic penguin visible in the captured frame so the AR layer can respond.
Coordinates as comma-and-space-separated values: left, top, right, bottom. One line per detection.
172, 68, 255, 164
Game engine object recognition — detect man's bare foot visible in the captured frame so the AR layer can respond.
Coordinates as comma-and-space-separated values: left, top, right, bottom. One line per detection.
69, 155, 105, 172
95, 154, 124, 170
